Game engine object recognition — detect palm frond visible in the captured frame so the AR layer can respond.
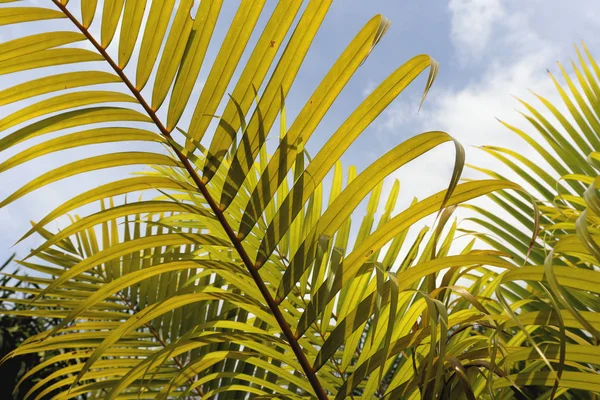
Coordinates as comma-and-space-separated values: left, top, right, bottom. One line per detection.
0, 1, 535, 398
471, 44, 600, 398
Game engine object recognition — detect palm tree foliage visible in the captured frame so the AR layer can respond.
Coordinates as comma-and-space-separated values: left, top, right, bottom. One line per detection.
468, 44, 600, 398
0, 1, 546, 399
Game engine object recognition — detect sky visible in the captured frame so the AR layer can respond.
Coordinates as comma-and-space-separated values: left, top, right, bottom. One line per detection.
1, 0, 599, 262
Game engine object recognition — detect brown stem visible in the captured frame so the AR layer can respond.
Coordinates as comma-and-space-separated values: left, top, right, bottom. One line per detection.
51, 2, 328, 399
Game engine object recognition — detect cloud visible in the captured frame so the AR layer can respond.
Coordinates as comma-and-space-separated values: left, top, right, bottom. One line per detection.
374, 59, 559, 221
407, 1, 577, 187
448, 0, 505, 61
430, 55, 555, 149
371, 0, 600, 259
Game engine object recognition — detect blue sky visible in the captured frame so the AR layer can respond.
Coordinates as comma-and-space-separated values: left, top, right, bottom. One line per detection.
1, 0, 599, 261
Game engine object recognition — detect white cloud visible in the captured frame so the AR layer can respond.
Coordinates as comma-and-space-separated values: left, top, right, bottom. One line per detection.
411, 1, 576, 188
448, 0, 505, 60
429, 54, 556, 149
372, 0, 600, 259
376, 56, 562, 220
